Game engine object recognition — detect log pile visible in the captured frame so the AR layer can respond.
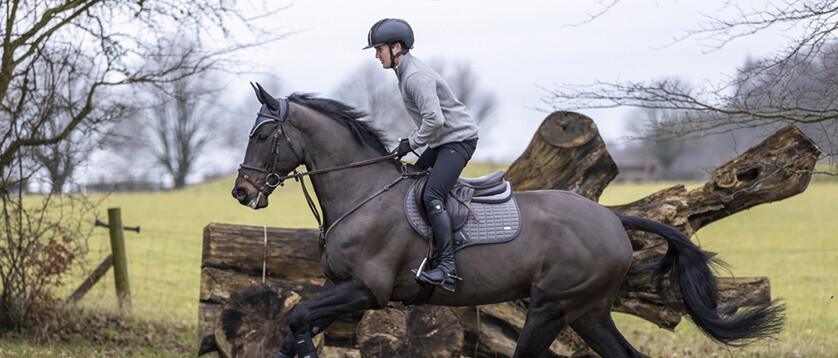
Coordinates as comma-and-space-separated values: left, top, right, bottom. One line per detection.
198, 113, 821, 357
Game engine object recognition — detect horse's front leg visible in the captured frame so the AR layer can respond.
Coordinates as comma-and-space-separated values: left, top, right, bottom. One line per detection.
274, 273, 380, 358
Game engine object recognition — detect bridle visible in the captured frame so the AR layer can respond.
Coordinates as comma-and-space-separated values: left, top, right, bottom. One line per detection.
237, 100, 297, 196
237, 98, 409, 242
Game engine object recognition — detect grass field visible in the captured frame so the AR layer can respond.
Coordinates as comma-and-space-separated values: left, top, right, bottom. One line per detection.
1, 162, 835, 357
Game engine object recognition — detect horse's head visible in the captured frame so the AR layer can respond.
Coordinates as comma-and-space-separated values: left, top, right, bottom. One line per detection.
232, 82, 303, 209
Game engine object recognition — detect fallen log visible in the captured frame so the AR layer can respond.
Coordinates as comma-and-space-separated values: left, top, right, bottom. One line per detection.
609, 124, 821, 328
503, 123, 820, 353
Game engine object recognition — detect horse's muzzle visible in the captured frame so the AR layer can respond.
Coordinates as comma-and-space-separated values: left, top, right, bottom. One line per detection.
232, 185, 268, 209
232, 186, 248, 203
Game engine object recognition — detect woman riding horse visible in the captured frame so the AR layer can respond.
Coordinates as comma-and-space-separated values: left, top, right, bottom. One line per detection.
364, 18, 479, 292
232, 86, 783, 357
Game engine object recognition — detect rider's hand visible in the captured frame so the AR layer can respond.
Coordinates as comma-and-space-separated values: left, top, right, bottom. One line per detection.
396, 138, 412, 159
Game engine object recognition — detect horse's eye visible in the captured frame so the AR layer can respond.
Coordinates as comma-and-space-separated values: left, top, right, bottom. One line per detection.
257, 133, 269, 141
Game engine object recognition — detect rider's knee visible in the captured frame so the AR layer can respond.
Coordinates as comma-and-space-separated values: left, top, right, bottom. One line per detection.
423, 193, 445, 212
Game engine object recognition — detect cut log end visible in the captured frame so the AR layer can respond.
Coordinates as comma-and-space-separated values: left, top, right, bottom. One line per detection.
214, 285, 311, 358
357, 306, 464, 358
539, 111, 598, 148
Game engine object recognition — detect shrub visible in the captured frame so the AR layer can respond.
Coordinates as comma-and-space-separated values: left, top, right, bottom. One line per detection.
0, 189, 96, 333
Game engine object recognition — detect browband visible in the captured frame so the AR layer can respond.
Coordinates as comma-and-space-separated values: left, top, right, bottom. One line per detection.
249, 97, 290, 137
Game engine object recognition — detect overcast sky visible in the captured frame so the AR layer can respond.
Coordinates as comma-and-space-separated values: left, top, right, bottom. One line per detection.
235, 0, 786, 162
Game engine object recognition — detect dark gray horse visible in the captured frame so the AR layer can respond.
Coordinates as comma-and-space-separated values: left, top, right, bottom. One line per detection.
231, 84, 783, 358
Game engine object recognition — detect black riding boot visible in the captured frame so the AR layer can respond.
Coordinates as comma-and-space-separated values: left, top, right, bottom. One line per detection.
417, 199, 461, 292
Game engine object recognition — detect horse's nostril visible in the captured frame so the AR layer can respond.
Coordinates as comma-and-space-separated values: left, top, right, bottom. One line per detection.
233, 188, 247, 199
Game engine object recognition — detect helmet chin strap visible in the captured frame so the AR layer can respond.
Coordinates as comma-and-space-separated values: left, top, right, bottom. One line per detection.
387, 43, 409, 69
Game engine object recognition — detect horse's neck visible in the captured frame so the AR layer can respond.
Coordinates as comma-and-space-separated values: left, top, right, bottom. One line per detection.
292, 110, 400, 224
307, 161, 399, 224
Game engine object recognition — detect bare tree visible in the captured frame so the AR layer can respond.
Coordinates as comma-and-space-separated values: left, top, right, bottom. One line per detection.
148, 75, 216, 188
17, 46, 107, 193
626, 107, 690, 179
0, 0, 287, 331
109, 44, 222, 189
30, 132, 91, 194
542, 0, 838, 172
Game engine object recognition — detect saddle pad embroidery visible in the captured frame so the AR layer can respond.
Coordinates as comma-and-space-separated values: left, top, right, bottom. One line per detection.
405, 180, 522, 251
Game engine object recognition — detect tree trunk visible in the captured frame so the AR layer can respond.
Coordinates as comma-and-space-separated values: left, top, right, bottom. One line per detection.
506, 111, 618, 201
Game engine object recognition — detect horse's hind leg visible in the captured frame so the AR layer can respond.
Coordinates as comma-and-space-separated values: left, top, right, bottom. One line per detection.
512, 287, 568, 358
570, 306, 644, 358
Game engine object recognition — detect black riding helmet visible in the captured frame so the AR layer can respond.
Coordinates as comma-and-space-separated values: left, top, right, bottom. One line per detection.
363, 18, 414, 68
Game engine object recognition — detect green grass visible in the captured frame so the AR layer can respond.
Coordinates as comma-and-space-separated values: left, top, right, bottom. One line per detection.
2, 163, 836, 357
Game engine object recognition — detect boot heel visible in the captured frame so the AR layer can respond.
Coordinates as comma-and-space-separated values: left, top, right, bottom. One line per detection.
442, 277, 458, 292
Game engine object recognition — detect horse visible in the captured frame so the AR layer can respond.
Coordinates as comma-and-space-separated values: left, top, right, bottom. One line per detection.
231, 84, 784, 358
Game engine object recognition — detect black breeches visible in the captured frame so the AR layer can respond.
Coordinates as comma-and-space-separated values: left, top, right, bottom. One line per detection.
415, 138, 477, 210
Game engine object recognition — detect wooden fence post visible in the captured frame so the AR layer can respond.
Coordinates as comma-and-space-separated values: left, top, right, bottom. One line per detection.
108, 207, 132, 311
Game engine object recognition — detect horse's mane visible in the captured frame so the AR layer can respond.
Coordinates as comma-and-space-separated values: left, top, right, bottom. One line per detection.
288, 93, 392, 157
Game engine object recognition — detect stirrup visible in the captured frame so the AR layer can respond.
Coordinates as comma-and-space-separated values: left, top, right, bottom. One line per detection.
413, 267, 462, 292
411, 257, 429, 281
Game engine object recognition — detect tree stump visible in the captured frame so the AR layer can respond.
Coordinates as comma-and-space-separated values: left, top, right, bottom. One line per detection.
357, 305, 463, 358
214, 285, 322, 358
506, 111, 618, 201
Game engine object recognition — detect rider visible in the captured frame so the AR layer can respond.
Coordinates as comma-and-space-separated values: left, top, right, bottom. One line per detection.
363, 18, 479, 292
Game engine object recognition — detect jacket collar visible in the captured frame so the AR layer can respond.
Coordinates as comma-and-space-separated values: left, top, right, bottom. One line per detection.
394, 52, 414, 78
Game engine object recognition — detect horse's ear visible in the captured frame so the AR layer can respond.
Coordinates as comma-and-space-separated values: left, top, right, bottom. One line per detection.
253, 82, 280, 112
250, 82, 264, 105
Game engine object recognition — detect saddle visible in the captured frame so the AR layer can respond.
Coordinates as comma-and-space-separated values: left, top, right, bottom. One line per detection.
404, 170, 521, 251
412, 170, 509, 229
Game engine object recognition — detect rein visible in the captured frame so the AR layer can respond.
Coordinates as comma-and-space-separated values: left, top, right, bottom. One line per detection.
287, 154, 409, 245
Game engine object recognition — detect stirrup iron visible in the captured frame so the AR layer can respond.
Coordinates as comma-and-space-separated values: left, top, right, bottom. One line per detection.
412, 257, 428, 279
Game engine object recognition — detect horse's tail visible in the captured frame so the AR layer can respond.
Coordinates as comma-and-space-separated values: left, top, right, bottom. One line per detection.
613, 211, 785, 345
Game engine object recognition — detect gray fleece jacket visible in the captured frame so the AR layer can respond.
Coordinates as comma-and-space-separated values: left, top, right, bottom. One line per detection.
394, 53, 479, 149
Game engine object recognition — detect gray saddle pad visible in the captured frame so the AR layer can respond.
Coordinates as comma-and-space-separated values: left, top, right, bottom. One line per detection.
404, 180, 522, 251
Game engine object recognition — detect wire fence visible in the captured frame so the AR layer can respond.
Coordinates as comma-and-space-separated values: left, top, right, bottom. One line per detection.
70, 226, 203, 323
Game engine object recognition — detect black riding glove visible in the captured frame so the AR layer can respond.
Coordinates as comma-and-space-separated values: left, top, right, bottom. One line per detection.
396, 138, 412, 159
